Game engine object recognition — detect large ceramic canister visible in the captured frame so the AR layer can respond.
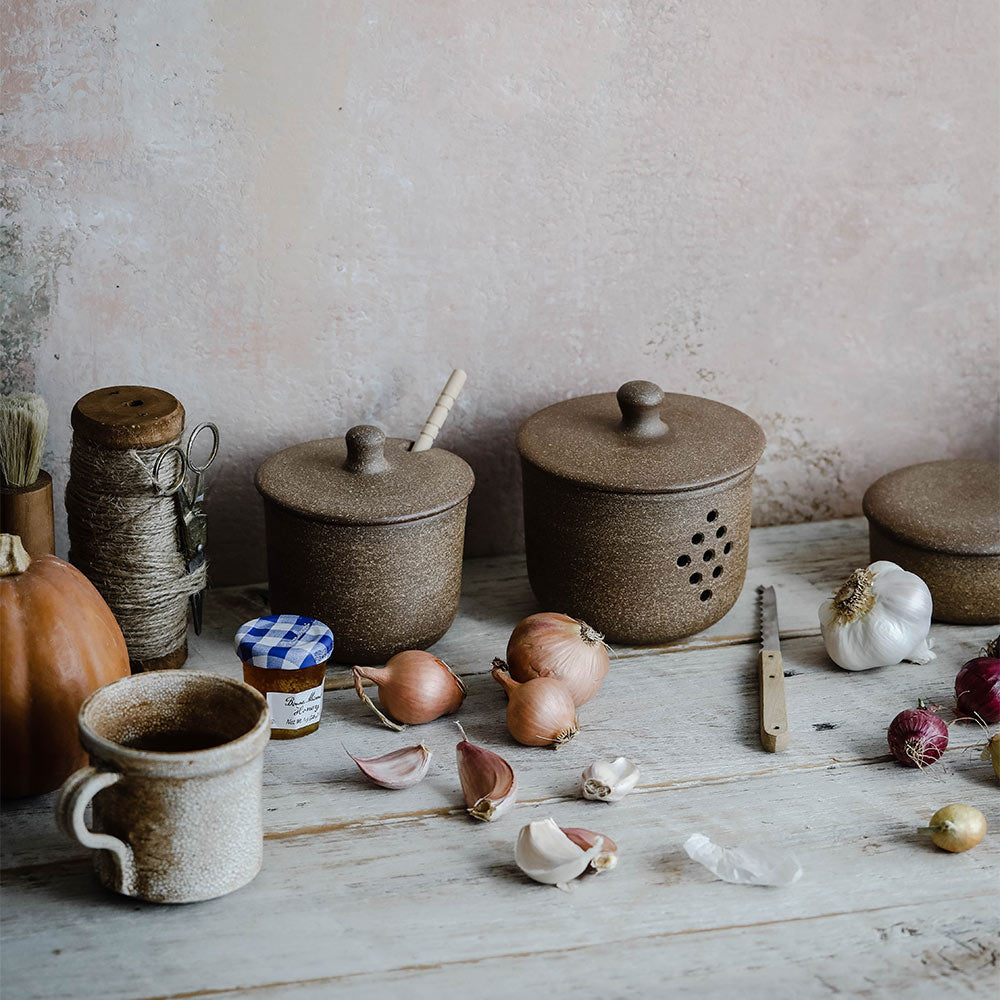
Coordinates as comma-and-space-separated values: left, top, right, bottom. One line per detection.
255, 425, 474, 665
517, 380, 766, 644
863, 459, 1000, 625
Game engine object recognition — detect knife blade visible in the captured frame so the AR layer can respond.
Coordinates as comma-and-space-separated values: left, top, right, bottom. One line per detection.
757, 585, 789, 752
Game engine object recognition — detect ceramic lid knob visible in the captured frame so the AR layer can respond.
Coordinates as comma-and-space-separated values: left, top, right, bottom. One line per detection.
344, 425, 388, 475
617, 380, 667, 438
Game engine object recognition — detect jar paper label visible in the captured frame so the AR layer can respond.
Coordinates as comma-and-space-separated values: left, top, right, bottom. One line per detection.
267, 684, 324, 730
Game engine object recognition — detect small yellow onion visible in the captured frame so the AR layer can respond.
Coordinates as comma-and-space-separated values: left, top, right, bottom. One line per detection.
918, 804, 987, 853
506, 612, 610, 707
492, 658, 578, 747
353, 651, 465, 730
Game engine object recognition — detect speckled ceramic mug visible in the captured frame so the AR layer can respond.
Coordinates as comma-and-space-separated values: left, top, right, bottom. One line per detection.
55, 670, 269, 904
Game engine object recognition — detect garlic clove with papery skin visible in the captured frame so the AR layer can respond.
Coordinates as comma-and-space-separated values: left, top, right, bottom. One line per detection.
560, 827, 619, 872
819, 561, 935, 672
580, 757, 639, 802
515, 818, 605, 888
455, 722, 517, 821
346, 744, 432, 789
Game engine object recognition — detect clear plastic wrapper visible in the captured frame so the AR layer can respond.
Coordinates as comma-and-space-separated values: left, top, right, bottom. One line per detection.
683, 833, 803, 887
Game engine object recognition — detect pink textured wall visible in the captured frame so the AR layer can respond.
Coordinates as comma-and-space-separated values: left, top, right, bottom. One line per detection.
3, 0, 998, 585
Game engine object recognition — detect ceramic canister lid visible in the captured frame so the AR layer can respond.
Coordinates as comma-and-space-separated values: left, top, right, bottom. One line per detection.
255, 425, 474, 525
863, 459, 1000, 556
516, 380, 766, 493
235, 615, 334, 669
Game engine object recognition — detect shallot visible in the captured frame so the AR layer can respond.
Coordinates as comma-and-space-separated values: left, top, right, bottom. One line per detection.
353, 651, 465, 730
918, 804, 987, 853
887, 707, 948, 768
506, 612, 610, 706
492, 658, 578, 747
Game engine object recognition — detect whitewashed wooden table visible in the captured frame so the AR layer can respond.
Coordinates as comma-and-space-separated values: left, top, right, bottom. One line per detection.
2, 518, 997, 999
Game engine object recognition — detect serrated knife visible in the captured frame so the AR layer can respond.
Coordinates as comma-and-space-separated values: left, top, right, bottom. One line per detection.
758, 585, 789, 752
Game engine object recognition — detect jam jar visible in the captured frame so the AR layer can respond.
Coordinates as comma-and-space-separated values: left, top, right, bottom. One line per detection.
235, 615, 334, 739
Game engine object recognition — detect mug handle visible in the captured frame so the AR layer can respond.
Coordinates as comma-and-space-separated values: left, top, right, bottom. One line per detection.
55, 766, 136, 895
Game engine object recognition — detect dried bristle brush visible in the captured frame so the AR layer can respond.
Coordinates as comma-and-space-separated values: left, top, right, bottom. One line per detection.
0, 392, 55, 555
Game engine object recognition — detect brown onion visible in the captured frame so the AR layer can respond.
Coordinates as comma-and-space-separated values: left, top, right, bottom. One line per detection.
353, 651, 465, 729
506, 612, 610, 707
492, 658, 578, 747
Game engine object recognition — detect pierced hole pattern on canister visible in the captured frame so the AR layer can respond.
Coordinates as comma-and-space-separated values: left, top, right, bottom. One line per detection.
675, 509, 733, 600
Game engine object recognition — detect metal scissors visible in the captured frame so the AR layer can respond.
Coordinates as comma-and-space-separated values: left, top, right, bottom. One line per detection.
152, 422, 219, 635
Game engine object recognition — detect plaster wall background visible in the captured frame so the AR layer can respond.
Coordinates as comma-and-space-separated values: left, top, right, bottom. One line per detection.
3, 0, 998, 585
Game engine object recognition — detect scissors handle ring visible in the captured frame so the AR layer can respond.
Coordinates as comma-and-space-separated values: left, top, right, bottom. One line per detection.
152, 445, 187, 496
185, 422, 220, 473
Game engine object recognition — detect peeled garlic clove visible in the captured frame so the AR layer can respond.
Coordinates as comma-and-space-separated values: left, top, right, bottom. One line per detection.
456, 722, 517, 821
347, 744, 432, 789
515, 818, 604, 888
560, 827, 619, 872
580, 757, 639, 802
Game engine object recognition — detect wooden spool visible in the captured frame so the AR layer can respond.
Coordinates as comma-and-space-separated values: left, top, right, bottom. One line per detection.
69, 386, 188, 672
1, 471, 55, 557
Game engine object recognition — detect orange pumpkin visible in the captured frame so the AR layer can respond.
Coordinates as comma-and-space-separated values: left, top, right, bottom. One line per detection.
0, 533, 130, 797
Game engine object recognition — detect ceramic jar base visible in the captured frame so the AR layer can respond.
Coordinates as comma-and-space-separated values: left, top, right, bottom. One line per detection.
262, 500, 467, 664
522, 464, 753, 644
869, 526, 1000, 625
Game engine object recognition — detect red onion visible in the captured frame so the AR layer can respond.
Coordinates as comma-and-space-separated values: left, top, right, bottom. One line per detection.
955, 638, 1000, 724
887, 708, 949, 768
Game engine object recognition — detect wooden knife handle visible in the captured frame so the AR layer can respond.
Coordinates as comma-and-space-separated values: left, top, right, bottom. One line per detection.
759, 650, 789, 752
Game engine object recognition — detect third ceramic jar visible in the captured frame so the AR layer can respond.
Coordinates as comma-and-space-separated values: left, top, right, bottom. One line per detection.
517, 380, 766, 644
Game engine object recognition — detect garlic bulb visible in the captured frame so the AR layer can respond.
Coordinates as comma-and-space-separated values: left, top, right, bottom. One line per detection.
580, 758, 639, 802
347, 744, 432, 789
514, 818, 606, 888
819, 561, 935, 671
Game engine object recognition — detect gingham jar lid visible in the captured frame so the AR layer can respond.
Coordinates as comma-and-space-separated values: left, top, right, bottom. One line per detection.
235, 615, 334, 670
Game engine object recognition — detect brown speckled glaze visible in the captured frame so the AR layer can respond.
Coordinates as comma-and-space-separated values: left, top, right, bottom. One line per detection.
518, 381, 765, 644
55, 671, 269, 903
256, 425, 474, 664
864, 459, 1000, 625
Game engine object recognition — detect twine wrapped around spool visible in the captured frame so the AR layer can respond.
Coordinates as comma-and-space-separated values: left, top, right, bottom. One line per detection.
66, 386, 205, 671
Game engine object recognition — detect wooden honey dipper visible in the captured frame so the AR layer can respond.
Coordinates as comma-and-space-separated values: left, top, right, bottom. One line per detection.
410, 369, 467, 452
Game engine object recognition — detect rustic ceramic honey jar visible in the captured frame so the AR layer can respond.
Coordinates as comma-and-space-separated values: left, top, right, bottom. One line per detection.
256, 425, 474, 665
517, 380, 766, 644
863, 459, 1000, 625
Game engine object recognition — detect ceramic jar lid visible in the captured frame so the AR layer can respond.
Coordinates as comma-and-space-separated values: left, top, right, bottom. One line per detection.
255, 424, 474, 525
863, 459, 1000, 556
516, 380, 766, 493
